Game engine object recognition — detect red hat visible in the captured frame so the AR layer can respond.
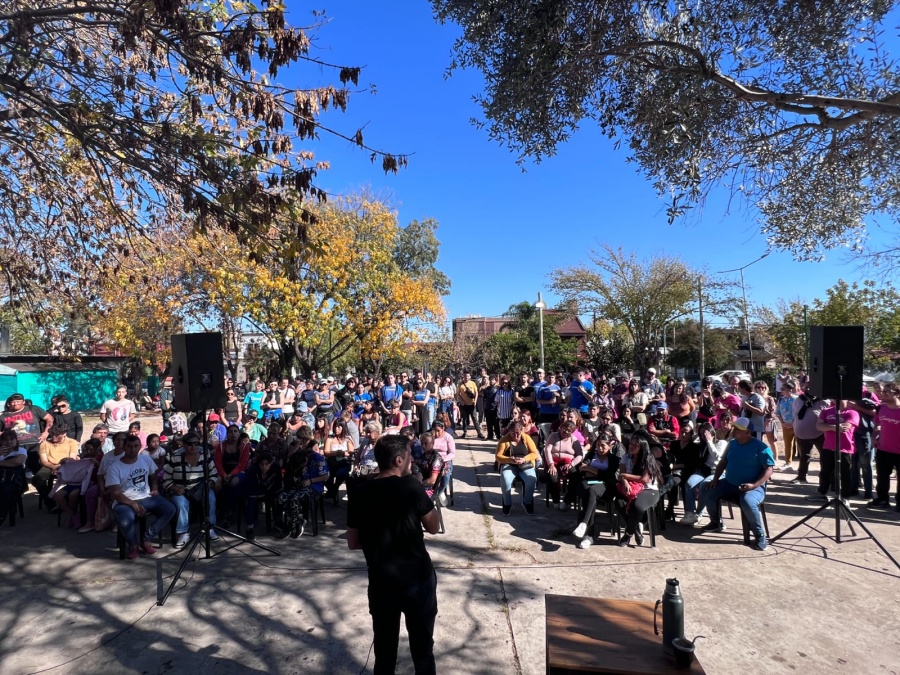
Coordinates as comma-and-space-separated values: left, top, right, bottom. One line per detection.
208, 413, 221, 422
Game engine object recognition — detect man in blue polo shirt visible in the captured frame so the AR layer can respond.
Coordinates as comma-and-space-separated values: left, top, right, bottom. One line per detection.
699, 417, 774, 550
535, 372, 562, 425
568, 368, 595, 414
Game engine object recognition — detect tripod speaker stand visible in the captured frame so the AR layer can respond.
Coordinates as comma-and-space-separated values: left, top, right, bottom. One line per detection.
770, 367, 900, 571
159, 332, 281, 606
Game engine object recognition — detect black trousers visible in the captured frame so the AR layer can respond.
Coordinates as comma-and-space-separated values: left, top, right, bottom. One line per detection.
795, 434, 823, 481
818, 448, 853, 497
485, 410, 500, 440
617, 488, 660, 536
369, 573, 438, 675
459, 405, 480, 435
577, 482, 610, 526
875, 450, 900, 503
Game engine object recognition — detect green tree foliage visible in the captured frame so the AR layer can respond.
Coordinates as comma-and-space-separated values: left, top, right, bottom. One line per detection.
431, 0, 900, 262
755, 300, 808, 367
666, 321, 734, 375
550, 245, 735, 373
584, 329, 634, 376
474, 302, 575, 375
811, 280, 900, 366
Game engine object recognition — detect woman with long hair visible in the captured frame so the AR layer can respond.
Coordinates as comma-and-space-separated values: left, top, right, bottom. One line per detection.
572, 434, 621, 549
666, 380, 695, 425
323, 419, 355, 504
616, 434, 663, 547
312, 415, 329, 450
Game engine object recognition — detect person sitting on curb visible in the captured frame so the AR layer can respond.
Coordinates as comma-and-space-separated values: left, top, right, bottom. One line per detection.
698, 417, 774, 550
163, 432, 220, 548
495, 421, 540, 515
105, 435, 176, 559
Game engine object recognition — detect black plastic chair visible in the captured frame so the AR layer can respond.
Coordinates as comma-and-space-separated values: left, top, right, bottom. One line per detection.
612, 496, 659, 547
717, 497, 770, 545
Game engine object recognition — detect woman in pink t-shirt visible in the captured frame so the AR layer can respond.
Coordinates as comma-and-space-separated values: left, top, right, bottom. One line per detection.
813, 400, 858, 500
871, 384, 900, 509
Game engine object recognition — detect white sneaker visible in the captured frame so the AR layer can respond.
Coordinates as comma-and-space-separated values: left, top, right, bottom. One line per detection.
175, 532, 190, 548
208, 529, 219, 541
438, 491, 448, 507
573, 522, 588, 539
578, 536, 593, 549
679, 512, 700, 526
638, 522, 644, 535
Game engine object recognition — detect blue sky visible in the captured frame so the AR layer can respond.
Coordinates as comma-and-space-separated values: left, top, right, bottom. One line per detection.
288, 1, 893, 328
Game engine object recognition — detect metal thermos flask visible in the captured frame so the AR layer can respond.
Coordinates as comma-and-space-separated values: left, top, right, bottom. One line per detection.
654, 578, 685, 655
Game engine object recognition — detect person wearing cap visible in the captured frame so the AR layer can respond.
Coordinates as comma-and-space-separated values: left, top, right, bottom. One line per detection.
243, 411, 268, 444
206, 413, 227, 443
647, 402, 680, 447
641, 368, 664, 401
1, 393, 55, 477
699, 417, 774, 549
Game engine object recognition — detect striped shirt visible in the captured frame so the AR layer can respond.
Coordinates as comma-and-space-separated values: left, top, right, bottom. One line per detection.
495, 389, 516, 419
163, 452, 218, 493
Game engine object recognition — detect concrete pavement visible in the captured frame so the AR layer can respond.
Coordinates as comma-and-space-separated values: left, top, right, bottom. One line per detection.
1, 423, 899, 674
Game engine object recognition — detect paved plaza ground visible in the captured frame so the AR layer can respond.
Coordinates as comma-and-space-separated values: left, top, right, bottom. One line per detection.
1, 412, 899, 674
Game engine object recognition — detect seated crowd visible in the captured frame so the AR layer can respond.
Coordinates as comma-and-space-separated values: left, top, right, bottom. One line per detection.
1, 365, 898, 559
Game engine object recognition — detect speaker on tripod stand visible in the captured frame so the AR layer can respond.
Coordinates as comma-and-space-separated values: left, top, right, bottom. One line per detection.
159, 332, 280, 607
771, 325, 899, 571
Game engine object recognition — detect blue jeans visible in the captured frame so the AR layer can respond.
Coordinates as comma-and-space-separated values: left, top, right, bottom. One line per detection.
171, 489, 216, 533
700, 479, 766, 540
684, 474, 713, 514
499, 464, 537, 506
438, 460, 453, 494
113, 495, 176, 546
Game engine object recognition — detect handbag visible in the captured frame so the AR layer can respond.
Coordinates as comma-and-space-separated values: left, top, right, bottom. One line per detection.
518, 461, 534, 471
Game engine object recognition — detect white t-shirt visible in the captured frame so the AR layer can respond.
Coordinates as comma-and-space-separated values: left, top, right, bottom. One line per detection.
101, 399, 136, 433
105, 453, 157, 501
98, 450, 123, 477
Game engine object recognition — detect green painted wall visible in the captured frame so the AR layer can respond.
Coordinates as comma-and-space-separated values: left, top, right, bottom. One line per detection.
10, 370, 118, 411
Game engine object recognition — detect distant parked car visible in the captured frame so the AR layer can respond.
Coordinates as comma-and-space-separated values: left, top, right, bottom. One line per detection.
711, 370, 752, 383
688, 377, 722, 394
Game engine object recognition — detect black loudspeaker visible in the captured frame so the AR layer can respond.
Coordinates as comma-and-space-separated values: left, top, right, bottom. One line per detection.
170, 333, 227, 412
808, 326, 865, 400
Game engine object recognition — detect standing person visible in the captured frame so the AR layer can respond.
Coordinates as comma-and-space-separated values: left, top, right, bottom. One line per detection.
0, 429, 27, 527
495, 376, 516, 432
482, 375, 501, 441
222, 387, 243, 426
261, 380, 283, 423
437, 376, 456, 425
567, 368, 595, 415
870, 383, 900, 509
791, 389, 829, 485
347, 435, 440, 675
412, 376, 435, 437
50, 397, 83, 442
810, 399, 859, 501
279, 378, 296, 417
106, 435, 176, 560
456, 372, 483, 440
776, 381, 799, 471
99, 385, 137, 434
535, 372, 563, 426
0, 393, 54, 479
243, 380, 266, 420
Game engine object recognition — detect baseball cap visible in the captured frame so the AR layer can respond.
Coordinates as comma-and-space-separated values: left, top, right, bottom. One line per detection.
732, 416, 754, 432
297, 401, 309, 413
327, 376, 335, 383
647, 368, 657, 375
656, 401, 668, 411
319, 378, 328, 385
208, 413, 221, 422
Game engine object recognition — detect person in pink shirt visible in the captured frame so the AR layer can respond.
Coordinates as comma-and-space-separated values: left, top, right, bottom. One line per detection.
811, 400, 859, 501
712, 385, 742, 428
871, 383, 900, 509
430, 418, 456, 506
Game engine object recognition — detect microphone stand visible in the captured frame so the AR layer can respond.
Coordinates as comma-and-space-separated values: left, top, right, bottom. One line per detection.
770, 369, 899, 571
159, 415, 280, 606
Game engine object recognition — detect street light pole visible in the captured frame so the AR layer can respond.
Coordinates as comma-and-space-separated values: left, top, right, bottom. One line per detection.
535, 292, 546, 371
718, 252, 769, 378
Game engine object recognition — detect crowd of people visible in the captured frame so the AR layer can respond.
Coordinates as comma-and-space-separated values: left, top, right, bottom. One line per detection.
1, 364, 899, 558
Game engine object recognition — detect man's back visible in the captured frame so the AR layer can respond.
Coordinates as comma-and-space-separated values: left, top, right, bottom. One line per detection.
347, 475, 434, 586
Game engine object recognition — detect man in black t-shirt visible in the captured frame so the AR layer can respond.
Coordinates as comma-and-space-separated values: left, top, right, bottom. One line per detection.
347, 435, 440, 675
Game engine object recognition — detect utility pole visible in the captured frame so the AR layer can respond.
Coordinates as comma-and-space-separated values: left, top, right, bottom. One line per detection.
698, 278, 705, 377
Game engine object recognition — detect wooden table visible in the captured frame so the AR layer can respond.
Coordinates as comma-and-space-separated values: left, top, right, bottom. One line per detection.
545, 595, 705, 674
